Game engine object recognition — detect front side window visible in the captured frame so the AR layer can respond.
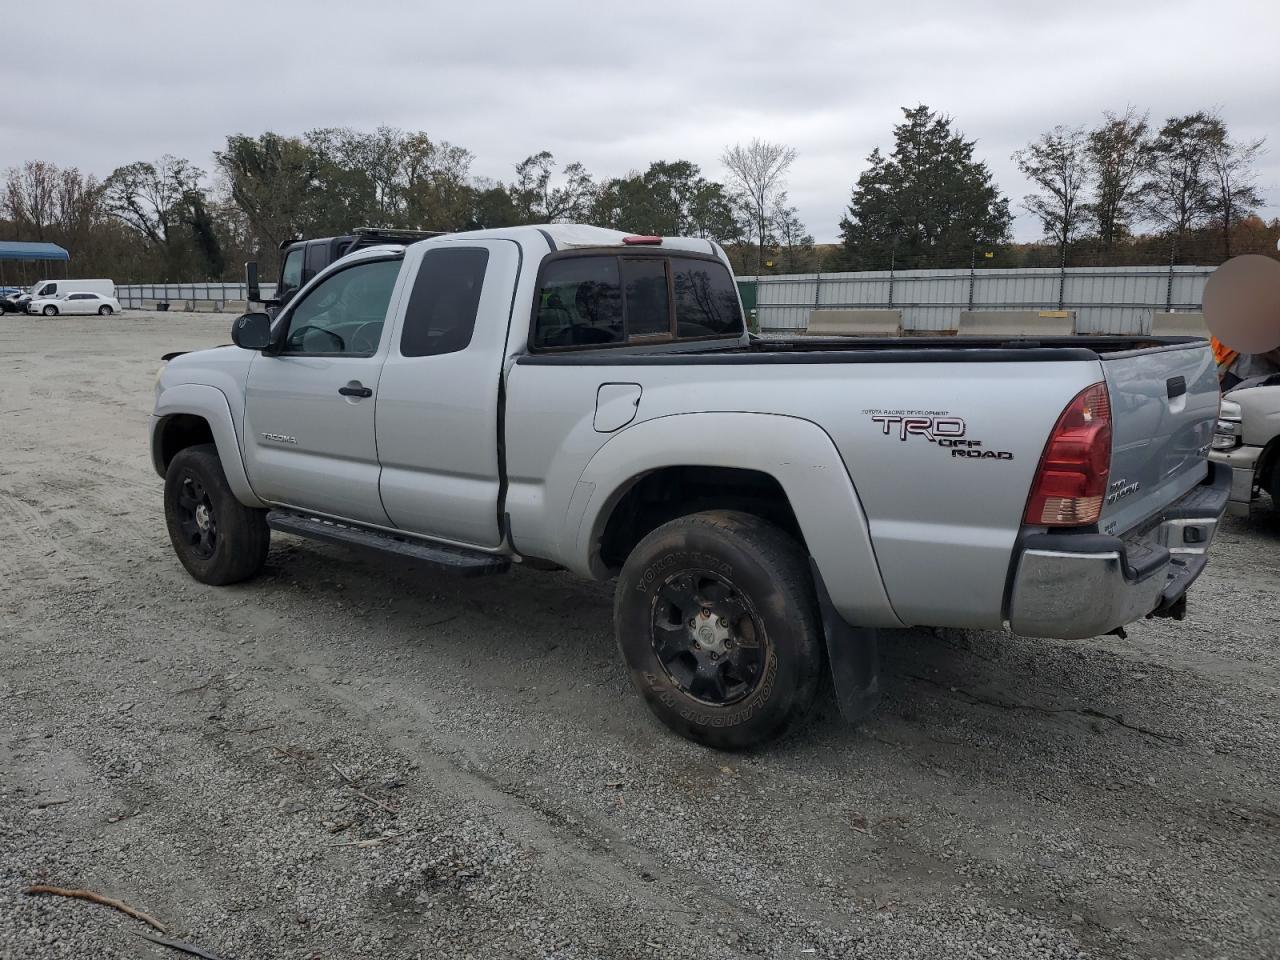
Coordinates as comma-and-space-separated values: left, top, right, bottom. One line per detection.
42, 283, 57, 296
534, 256, 623, 348
673, 257, 744, 338
279, 249, 304, 300
283, 258, 401, 355
400, 247, 489, 357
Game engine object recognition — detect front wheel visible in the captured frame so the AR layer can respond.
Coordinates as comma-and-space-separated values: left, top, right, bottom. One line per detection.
42, 305, 57, 316
614, 510, 825, 749
98, 305, 113, 316
164, 443, 269, 585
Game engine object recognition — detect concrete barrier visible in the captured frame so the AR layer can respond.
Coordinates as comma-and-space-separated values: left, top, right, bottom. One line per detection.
1149, 311, 1208, 338
957, 310, 1075, 336
804, 309, 903, 336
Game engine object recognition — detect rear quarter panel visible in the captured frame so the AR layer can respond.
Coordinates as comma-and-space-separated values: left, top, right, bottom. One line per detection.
505, 356, 1100, 629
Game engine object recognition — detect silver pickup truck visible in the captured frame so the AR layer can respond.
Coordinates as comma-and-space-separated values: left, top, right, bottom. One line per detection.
151, 225, 1229, 748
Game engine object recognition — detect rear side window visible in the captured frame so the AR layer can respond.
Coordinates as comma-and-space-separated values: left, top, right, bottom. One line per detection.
672, 257, 744, 338
400, 247, 489, 357
534, 256, 623, 348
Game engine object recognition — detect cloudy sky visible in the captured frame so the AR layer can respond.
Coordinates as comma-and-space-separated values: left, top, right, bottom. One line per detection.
2, 0, 1276, 242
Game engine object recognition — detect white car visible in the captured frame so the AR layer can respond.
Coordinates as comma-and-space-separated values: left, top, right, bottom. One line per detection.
27, 292, 123, 317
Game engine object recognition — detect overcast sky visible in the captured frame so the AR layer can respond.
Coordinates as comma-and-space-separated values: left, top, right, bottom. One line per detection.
2, 0, 1276, 242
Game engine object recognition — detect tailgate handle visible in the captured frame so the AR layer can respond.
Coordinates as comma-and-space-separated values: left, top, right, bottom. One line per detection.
1166, 376, 1186, 399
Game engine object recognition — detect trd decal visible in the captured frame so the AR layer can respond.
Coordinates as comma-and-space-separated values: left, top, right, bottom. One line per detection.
863, 410, 1014, 461
869, 414, 966, 441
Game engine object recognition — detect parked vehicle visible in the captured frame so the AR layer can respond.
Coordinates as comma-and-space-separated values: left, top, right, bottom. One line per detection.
151, 225, 1229, 749
28, 292, 122, 316
25, 278, 115, 300
1, 288, 30, 313
1211, 373, 1280, 515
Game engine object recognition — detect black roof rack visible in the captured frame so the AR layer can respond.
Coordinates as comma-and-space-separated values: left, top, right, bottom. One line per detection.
351, 226, 448, 243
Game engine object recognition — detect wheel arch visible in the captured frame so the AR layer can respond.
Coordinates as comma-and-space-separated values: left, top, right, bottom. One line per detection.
569, 412, 902, 629
151, 384, 264, 507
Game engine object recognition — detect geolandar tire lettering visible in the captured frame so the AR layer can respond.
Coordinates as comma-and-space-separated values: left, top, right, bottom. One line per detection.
615, 510, 825, 750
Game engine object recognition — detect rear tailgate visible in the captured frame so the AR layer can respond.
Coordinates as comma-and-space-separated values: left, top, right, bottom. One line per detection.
1097, 340, 1218, 537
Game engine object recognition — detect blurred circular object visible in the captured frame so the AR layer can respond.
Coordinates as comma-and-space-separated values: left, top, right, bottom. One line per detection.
1203, 254, 1280, 353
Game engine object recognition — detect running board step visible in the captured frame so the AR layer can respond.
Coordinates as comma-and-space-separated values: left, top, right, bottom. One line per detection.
266, 511, 510, 578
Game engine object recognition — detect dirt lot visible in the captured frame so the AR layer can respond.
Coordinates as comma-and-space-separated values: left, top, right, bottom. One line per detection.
0, 311, 1277, 960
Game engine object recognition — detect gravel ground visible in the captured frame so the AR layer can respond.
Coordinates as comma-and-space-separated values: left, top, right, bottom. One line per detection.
1, 311, 1278, 960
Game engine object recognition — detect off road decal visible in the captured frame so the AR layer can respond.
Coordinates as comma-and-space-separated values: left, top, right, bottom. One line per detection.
863, 409, 1014, 461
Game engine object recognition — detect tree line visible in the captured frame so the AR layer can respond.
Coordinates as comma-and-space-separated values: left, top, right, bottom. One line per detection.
1, 105, 1272, 283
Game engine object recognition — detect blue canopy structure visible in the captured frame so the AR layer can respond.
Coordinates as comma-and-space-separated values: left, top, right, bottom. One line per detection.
0, 241, 70, 261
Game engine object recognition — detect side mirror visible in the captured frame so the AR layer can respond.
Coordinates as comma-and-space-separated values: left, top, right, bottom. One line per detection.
245, 260, 260, 304
231, 312, 273, 351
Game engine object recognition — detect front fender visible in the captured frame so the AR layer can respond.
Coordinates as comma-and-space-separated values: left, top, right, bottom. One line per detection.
568, 412, 903, 629
151, 383, 264, 508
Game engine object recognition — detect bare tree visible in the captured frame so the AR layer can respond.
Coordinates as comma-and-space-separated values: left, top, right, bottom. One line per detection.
511, 151, 596, 223
721, 139, 797, 273
103, 155, 206, 248
1086, 108, 1151, 250
1013, 125, 1092, 261
3, 160, 60, 239
1206, 130, 1266, 258
769, 193, 815, 272
1142, 112, 1220, 256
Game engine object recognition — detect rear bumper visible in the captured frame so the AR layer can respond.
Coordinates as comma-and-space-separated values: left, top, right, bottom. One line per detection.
1208, 445, 1261, 517
1007, 461, 1230, 639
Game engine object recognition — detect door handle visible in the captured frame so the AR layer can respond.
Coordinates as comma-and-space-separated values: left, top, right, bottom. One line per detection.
338, 383, 373, 398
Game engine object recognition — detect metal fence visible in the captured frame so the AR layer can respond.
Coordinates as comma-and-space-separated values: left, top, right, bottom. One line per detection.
747, 265, 1213, 334
118, 264, 1212, 334
115, 282, 277, 309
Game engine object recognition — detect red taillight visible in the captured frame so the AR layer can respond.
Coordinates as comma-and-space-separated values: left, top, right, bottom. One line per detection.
1024, 382, 1112, 526
622, 235, 663, 245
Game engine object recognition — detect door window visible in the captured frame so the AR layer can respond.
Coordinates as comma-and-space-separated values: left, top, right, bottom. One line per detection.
400, 247, 489, 357
42, 283, 57, 296
279, 249, 304, 301
282, 258, 402, 355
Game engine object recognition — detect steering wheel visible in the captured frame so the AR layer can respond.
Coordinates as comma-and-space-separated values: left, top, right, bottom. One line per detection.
287, 325, 345, 351
349, 321, 382, 354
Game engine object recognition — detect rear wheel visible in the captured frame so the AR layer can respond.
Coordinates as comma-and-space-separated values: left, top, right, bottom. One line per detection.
164, 444, 269, 585
42, 305, 57, 316
98, 304, 113, 316
614, 510, 825, 749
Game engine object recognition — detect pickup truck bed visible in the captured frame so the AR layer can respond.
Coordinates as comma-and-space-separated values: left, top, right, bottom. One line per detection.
151, 224, 1227, 748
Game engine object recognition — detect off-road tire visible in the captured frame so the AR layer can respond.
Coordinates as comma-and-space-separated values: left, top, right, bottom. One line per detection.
98, 305, 113, 316
615, 510, 825, 749
164, 443, 269, 585
42, 305, 57, 316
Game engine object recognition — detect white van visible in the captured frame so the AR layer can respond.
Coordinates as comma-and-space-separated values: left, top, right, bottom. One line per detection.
28, 278, 115, 300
